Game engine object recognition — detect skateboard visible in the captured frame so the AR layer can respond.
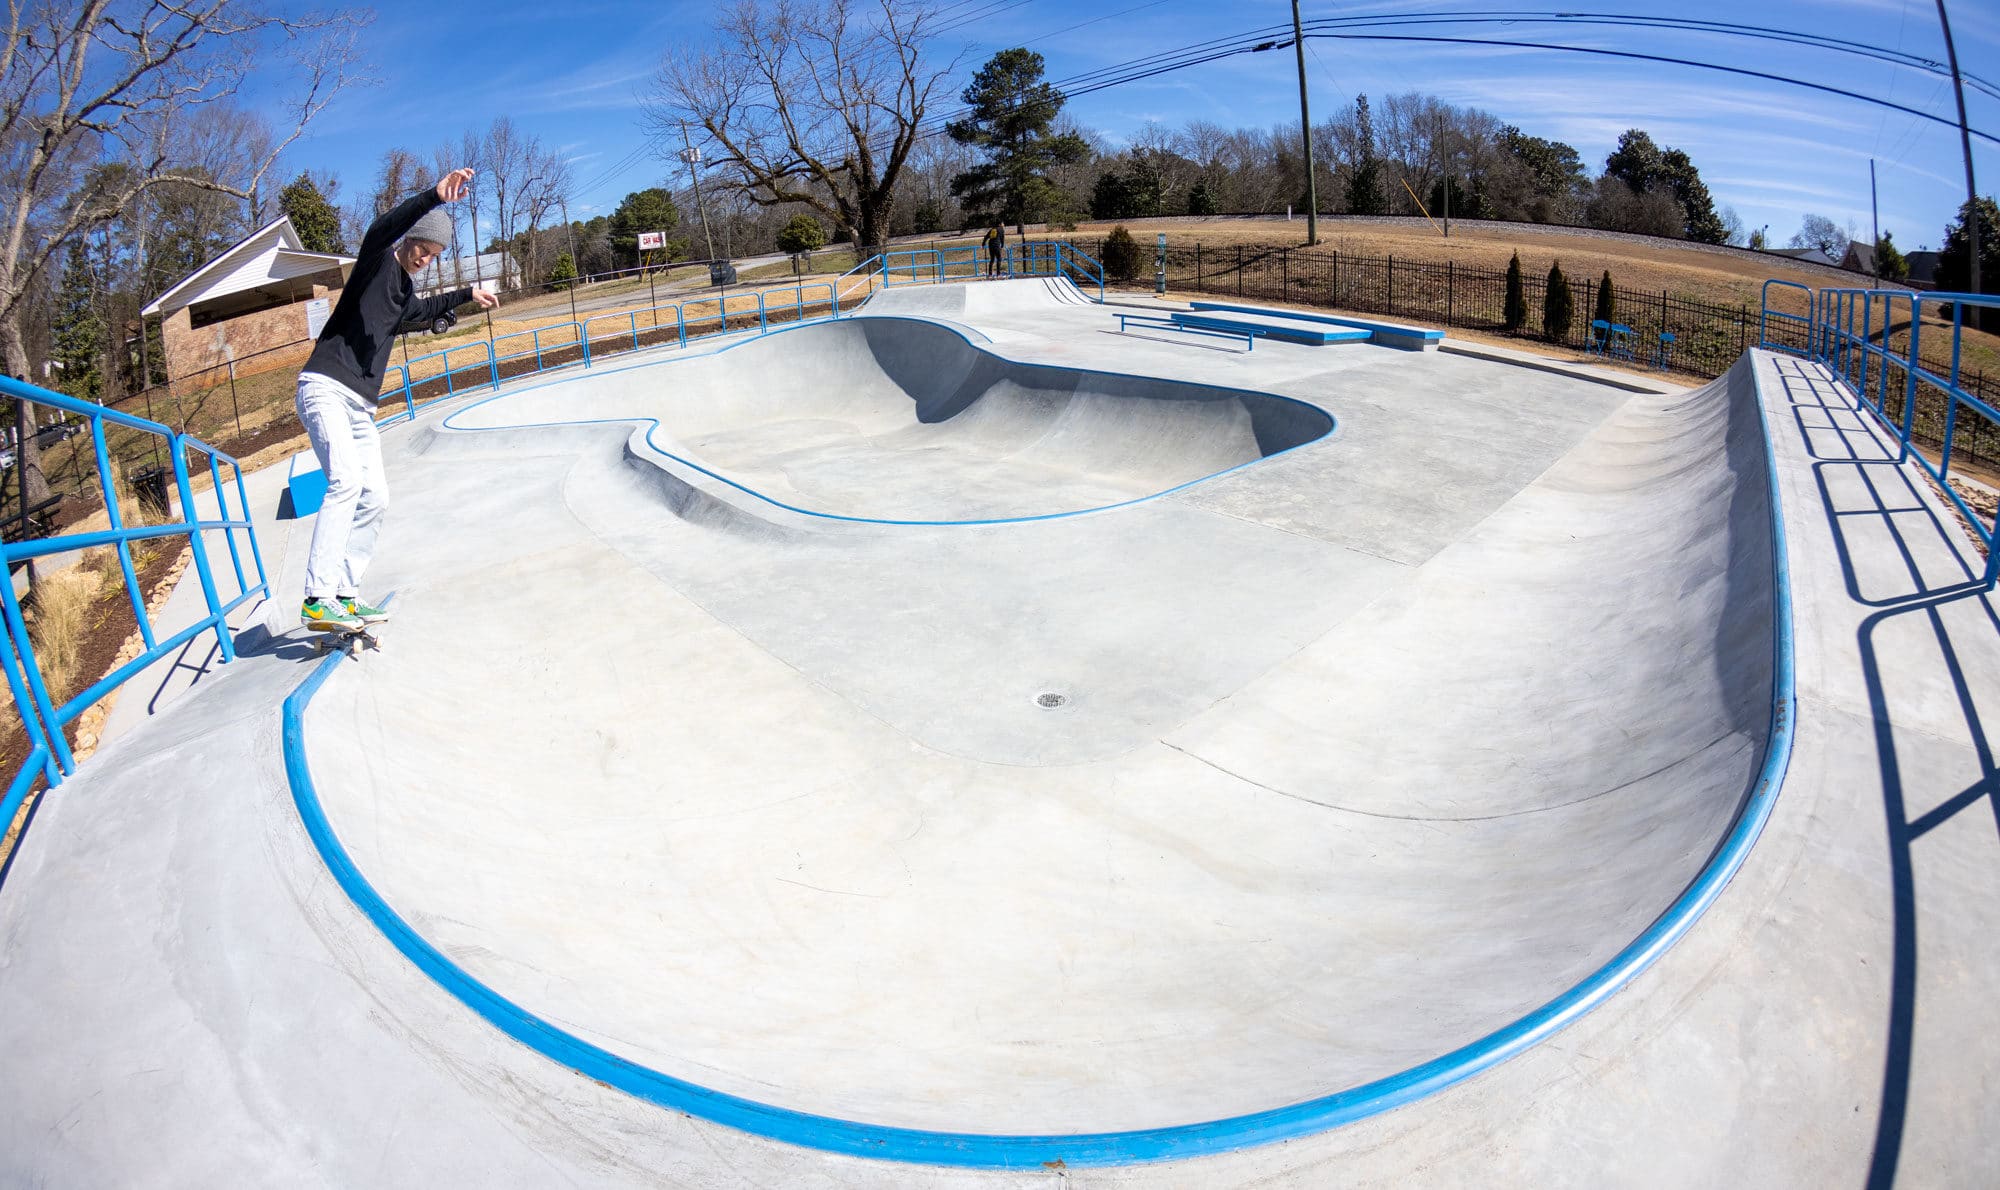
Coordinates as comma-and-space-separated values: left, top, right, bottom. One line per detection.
307, 621, 385, 657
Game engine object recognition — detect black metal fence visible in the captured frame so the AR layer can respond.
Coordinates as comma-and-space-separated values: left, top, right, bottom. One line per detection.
1085, 240, 2000, 475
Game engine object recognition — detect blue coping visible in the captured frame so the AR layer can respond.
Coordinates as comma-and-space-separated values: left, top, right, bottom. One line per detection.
1188, 302, 1445, 349
286, 451, 327, 518
1171, 311, 1371, 346
440, 314, 1335, 528
282, 356, 1797, 1170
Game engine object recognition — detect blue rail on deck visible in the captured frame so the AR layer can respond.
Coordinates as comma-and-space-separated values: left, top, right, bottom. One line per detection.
1759, 281, 2000, 588
0, 374, 269, 837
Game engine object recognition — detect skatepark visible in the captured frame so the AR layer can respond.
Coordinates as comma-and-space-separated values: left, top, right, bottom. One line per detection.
2, 275, 1999, 1185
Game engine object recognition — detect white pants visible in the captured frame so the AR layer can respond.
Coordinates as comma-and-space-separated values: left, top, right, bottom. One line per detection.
295, 371, 388, 602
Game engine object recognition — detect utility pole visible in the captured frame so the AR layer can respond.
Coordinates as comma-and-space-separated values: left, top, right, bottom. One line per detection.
1291, 0, 1318, 245
680, 124, 718, 263
1870, 159, 1881, 281
1937, 0, 1979, 297
558, 194, 581, 325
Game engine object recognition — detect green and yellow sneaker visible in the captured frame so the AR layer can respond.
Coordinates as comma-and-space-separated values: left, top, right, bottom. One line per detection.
340, 596, 390, 625
301, 597, 362, 632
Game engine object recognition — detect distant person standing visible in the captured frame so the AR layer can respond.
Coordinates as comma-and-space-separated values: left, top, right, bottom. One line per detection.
294, 167, 498, 633
983, 222, 1005, 277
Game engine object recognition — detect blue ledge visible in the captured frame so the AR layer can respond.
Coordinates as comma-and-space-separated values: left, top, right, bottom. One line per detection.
1188, 302, 1445, 350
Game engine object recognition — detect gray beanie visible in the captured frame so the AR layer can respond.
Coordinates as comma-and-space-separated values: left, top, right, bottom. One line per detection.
405, 207, 454, 249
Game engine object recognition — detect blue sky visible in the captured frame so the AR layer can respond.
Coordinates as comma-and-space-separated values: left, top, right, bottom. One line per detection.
284, 0, 1998, 253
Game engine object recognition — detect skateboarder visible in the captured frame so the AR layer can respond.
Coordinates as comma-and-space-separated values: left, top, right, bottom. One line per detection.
295, 167, 497, 633
983, 222, 1005, 277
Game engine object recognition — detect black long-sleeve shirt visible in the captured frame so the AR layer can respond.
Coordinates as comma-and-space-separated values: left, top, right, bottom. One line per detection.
304, 189, 471, 402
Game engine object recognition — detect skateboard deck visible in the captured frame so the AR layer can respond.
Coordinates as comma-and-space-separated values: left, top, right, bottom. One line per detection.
306, 621, 385, 657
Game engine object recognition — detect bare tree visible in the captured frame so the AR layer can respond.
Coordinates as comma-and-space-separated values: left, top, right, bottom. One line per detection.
371, 148, 427, 216
0, 0, 365, 513
648, 0, 955, 257
481, 116, 529, 274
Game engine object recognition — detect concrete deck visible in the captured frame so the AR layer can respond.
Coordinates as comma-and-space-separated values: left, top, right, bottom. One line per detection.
2, 279, 1997, 1186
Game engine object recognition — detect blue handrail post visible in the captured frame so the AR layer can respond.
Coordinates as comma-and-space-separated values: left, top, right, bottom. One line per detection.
0, 623, 54, 790
1902, 301, 1924, 462
580, 322, 592, 368
166, 436, 234, 664
89, 419, 155, 650
1859, 295, 1873, 403
486, 340, 499, 391
206, 454, 249, 596
0, 570, 74, 775
232, 461, 269, 594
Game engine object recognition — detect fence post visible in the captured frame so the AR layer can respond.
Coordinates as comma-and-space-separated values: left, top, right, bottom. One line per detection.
1282, 246, 1289, 295
1237, 245, 1243, 297
1196, 244, 1203, 292
226, 358, 242, 439
1446, 261, 1454, 328
1387, 255, 1394, 316
1331, 251, 1339, 307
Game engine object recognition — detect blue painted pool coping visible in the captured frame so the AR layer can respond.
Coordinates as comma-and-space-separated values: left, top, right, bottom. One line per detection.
281, 359, 1797, 1169
438, 314, 1336, 528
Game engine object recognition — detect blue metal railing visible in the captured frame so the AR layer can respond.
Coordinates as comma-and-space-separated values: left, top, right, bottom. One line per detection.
861, 241, 1107, 303
0, 374, 268, 828
377, 244, 1112, 426
1761, 283, 2000, 587
378, 281, 844, 426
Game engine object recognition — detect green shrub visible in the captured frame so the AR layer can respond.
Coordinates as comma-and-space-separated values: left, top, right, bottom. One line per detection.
776, 214, 829, 257
1544, 261, 1573, 342
1502, 252, 1527, 332
1593, 269, 1616, 327
1100, 225, 1143, 282
1186, 179, 1218, 217
547, 252, 577, 291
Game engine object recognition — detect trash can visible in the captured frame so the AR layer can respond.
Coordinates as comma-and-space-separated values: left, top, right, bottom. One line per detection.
708, 260, 737, 286
132, 465, 170, 516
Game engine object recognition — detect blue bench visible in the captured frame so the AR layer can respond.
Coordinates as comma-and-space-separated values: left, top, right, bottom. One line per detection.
1186, 302, 1444, 350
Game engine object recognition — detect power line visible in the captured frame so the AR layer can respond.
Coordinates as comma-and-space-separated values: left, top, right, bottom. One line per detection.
1298, 31, 1999, 147
1298, 12, 2000, 102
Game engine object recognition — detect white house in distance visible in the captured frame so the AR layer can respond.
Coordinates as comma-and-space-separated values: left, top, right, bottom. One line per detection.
409, 250, 518, 299
141, 215, 354, 381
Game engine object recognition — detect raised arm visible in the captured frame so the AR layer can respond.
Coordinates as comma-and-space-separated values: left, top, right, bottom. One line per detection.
357, 190, 444, 260
356, 169, 477, 259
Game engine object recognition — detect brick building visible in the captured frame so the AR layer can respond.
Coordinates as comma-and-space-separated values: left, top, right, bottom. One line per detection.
141, 216, 355, 382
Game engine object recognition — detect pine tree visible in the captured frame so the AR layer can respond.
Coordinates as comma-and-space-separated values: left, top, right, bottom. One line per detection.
1544, 261, 1574, 342
1186, 179, 1218, 217
1874, 230, 1909, 282
1502, 252, 1527, 332
547, 252, 577, 290
1938, 197, 2000, 331
51, 240, 103, 402
1593, 269, 1616, 328
608, 188, 682, 267
1344, 95, 1386, 216
278, 172, 345, 254
948, 49, 1090, 230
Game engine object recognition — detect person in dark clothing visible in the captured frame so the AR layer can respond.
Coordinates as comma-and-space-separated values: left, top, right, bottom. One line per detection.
295, 167, 496, 632
983, 222, 1005, 277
